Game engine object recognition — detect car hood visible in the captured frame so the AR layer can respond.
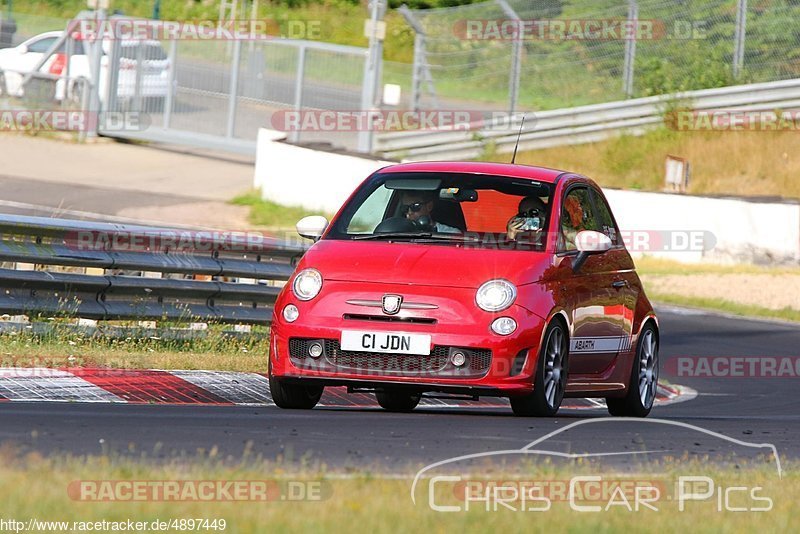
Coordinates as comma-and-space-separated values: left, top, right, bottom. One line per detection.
300, 239, 551, 288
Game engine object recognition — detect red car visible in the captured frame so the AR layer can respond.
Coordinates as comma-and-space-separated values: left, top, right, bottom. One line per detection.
268, 161, 659, 417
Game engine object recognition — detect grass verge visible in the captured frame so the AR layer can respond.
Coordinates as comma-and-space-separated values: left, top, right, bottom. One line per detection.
635, 257, 800, 322
231, 191, 331, 231
0, 452, 793, 532
0, 328, 269, 372
645, 292, 800, 323
634, 257, 800, 277
514, 128, 800, 200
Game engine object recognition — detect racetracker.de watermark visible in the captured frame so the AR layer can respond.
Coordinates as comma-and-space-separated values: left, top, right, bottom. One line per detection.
63, 230, 302, 253
75, 18, 321, 41
453, 19, 708, 41
666, 110, 800, 132
270, 110, 486, 132
665, 356, 800, 378
0, 111, 148, 133
68, 480, 331, 502
58, 229, 715, 255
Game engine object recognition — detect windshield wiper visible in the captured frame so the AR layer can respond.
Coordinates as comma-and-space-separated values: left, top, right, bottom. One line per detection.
353, 232, 479, 243
353, 232, 433, 240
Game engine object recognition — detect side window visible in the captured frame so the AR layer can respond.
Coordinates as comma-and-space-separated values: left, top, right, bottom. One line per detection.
559, 187, 600, 252
27, 37, 57, 54
590, 189, 620, 246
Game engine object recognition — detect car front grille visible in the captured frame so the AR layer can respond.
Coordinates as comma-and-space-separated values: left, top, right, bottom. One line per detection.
288, 338, 491, 378
325, 341, 449, 373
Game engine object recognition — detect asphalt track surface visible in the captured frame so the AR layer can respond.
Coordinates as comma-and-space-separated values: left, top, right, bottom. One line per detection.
0, 307, 797, 471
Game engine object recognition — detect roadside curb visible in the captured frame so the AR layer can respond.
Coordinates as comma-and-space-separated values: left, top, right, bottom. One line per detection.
0, 368, 696, 410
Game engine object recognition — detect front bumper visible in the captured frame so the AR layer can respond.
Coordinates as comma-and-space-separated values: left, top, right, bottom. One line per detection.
269, 281, 547, 397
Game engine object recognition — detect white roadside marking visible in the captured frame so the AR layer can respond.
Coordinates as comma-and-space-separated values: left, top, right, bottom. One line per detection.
170, 370, 272, 405
0, 369, 126, 403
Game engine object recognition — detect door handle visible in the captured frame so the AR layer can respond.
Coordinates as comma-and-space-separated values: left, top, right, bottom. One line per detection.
611, 280, 628, 289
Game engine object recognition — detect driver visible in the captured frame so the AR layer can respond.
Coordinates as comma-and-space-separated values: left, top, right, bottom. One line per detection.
507, 196, 547, 242
399, 190, 461, 234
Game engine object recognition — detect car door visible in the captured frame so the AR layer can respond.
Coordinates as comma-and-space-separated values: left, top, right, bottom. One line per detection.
557, 185, 628, 376
589, 187, 636, 351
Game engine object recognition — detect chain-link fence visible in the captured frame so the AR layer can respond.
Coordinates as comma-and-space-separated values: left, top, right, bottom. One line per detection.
398, 0, 800, 114
0, 12, 368, 152
3, 2, 799, 154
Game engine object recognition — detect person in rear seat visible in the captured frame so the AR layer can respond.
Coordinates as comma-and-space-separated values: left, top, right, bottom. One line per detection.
506, 196, 547, 243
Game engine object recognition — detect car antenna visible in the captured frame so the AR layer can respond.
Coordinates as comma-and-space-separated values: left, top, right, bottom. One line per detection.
510, 114, 526, 164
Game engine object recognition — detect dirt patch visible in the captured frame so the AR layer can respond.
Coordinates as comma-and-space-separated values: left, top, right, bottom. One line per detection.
641, 273, 800, 311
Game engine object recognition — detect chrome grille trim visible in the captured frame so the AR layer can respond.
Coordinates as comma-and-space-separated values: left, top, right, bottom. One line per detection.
345, 299, 438, 310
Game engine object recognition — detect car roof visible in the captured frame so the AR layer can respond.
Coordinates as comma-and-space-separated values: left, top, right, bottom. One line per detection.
376, 161, 568, 184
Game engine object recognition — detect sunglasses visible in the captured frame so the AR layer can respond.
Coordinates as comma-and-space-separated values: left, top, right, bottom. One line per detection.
518, 208, 542, 218
401, 201, 428, 213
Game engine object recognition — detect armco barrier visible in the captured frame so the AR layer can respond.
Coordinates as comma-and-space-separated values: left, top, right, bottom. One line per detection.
0, 214, 307, 325
375, 78, 800, 161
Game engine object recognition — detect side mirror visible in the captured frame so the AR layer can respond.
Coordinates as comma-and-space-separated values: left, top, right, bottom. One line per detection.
572, 230, 612, 272
17, 44, 28, 54
296, 215, 329, 241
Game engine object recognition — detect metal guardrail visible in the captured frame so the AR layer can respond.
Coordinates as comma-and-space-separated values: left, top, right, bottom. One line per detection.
376, 78, 800, 161
0, 214, 306, 326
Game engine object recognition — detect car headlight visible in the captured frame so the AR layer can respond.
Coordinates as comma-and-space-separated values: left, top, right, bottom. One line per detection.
292, 268, 323, 301
476, 279, 517, 312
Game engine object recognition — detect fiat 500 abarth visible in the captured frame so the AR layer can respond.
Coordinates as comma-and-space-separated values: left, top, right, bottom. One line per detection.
269, 161, 659, 417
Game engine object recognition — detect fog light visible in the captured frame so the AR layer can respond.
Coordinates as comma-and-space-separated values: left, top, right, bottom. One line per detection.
308, 341, 324, 359
491, 317, 517, 336
283, 304, 299, 323
450, 351, 467, 367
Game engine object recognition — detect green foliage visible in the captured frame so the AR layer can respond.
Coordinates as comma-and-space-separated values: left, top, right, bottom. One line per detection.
231, 191, 331, 228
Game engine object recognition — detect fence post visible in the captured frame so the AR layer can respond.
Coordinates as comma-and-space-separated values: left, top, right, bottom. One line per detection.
358, 0, 387, 154
622, 0, 638, 97
163, 39, 177, 129
733, 0, 747, 79
225, 38, 242, 138
399, 5, 425, 112
289, 44, 307, 144
87, 8, 106, 138
411, 33, 424, 112
496, 0, 521, 115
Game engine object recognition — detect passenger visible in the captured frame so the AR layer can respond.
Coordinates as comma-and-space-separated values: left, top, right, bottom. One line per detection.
506, 196, 547, 242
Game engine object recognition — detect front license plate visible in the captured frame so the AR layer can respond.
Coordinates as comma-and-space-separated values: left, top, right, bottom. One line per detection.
341, 330, 431, 356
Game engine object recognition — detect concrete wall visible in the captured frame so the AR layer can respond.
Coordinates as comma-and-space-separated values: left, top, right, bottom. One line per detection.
604, 189, 800, 265
253, 129, 393, 214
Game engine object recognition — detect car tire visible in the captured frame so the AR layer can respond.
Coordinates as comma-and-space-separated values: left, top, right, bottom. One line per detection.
606, 323, 659, 418
510, 320, 569, 417
268, 374, 323, 410
375, 390, 421, 413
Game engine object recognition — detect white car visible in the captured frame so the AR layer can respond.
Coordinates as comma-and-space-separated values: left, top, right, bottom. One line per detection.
0, 30, 172, 105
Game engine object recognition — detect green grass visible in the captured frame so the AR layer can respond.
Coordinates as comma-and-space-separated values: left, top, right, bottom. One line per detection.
644, 292, 800, 324
231, 191, 332, 230
515, 127, 800, 199
0, 452, 794, 533
634, 257, 800, 322
635, 257, 800, 277
0, 325, 270, 372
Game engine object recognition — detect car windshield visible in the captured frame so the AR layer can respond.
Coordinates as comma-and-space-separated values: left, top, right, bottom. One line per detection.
326, 172, 554, 250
